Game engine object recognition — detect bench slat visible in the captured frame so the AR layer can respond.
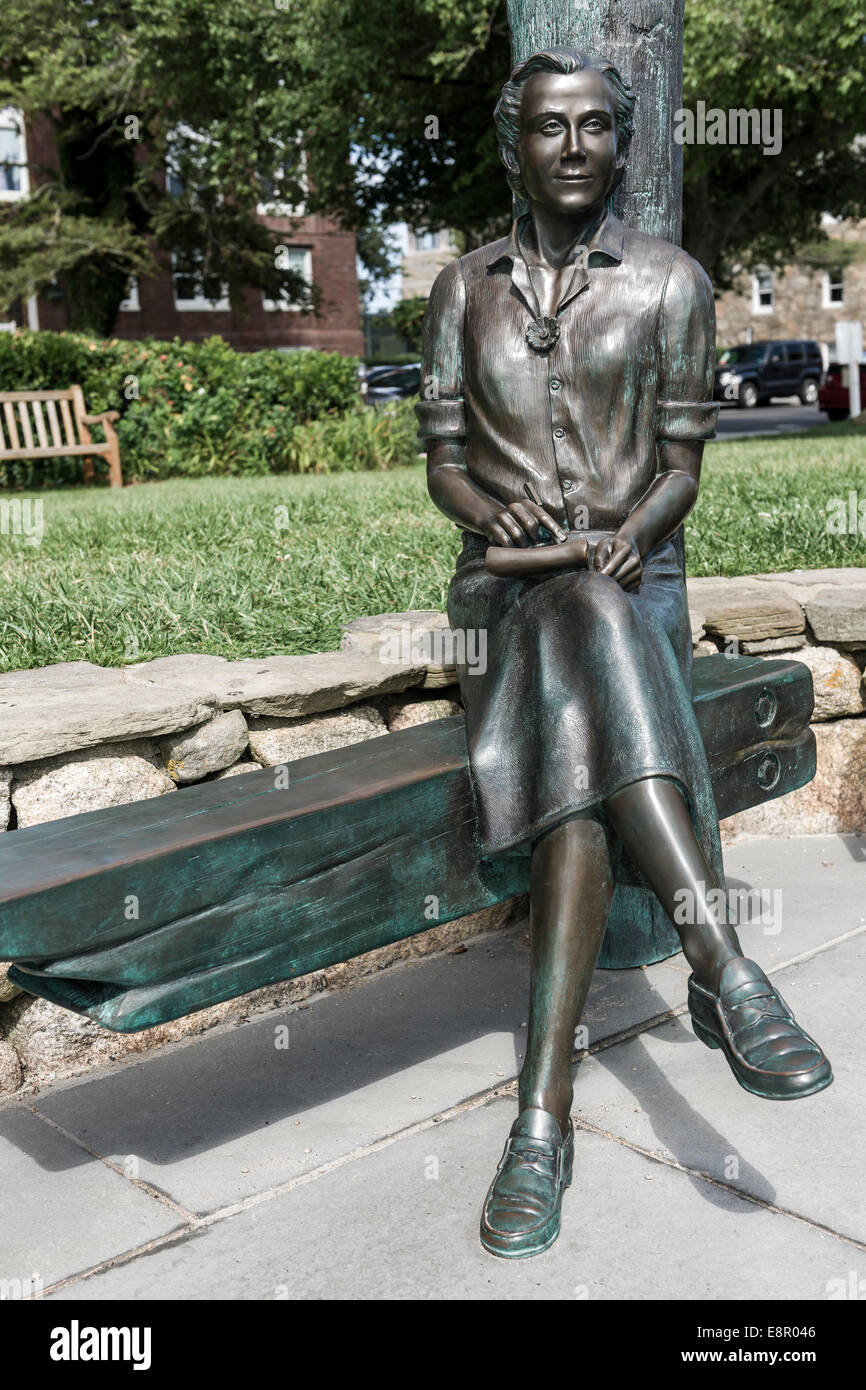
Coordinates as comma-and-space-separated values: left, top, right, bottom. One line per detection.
0, 390, 77, 402
0, 444, 111, 460
31, 400, 49, 449
16, 402, 34, 451
3, 400, 20, 450
0, 655, 817, 1031
59, 397, 76, 447
45, 398, 62, 448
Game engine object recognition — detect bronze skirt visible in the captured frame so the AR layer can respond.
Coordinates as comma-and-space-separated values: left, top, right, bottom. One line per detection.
447, 527, 724, 882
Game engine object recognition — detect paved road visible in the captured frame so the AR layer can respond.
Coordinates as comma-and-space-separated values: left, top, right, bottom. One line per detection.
713, 398, 830, 440
3, 833, 863, 1301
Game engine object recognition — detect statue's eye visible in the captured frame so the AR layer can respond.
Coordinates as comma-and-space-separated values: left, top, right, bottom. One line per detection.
540, 120, 564, 135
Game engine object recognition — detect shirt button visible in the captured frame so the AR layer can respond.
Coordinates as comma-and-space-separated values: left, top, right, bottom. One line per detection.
554, 427, 565, 438
550, 378, 561, 390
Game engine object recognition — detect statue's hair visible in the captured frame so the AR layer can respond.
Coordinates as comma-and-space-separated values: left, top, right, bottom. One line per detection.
494, 46, 636, 200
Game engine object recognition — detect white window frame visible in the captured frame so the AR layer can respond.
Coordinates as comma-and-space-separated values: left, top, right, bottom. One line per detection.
263, 247, 312, 311
822, 269, 845, 308
751, 269, 774, 315
171, 251, 230, 312
257, 144, 308, 218
118, 278, 141, 312
0, 107, 29, 202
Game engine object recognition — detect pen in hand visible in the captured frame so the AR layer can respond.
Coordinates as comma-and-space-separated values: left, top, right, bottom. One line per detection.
523, 482, 569, 544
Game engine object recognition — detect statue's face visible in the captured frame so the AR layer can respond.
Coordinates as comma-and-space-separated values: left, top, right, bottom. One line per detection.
516, 68, 625, 216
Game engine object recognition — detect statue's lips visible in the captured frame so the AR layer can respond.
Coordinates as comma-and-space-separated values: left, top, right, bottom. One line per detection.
553, 174, 593, 182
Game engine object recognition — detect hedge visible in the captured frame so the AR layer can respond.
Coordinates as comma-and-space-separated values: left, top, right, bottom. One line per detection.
0, 330, 383, 485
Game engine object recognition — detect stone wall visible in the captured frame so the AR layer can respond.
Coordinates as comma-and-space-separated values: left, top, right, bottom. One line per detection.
1, 572, 864, 1100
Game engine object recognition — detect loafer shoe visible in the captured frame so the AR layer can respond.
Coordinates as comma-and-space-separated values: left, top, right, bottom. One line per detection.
688, 956, 833, 1101
480, 1106, 573, 1259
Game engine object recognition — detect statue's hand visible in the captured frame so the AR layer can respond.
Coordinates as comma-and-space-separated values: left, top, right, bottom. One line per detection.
483, 500, 568, 548
594, 534, 642, 592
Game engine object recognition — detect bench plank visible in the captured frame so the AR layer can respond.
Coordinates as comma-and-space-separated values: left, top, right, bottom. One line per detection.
0, 655, 816, 1032
16, 402, 34, 451
4, 400, 21, 449
59, 397, 76, 447
45, 398, 62, 449
32, 400, 48, 449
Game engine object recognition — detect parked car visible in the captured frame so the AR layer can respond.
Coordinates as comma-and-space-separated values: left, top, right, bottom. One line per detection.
818, 361, 866, 421
713, 340, 824, 408
362, 363, 421, 405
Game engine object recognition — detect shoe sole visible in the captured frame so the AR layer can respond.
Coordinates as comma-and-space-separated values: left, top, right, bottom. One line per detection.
691, 1016, 834, 1101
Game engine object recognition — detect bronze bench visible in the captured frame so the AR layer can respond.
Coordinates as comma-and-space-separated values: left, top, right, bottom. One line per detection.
0, 653, 815, 1033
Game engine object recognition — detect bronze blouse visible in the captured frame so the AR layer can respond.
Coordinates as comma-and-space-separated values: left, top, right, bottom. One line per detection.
416, 209, 719, 533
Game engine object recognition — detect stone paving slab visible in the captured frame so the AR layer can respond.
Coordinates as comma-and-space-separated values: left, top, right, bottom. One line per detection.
47, 1098, 853, 1301
5, 834, 862, 1299
0, 1107, 182, 1289
717, 834, 866, 971
26, 836, 862, 1221
571, 932, 865, 1244
32, 927, 689, 1215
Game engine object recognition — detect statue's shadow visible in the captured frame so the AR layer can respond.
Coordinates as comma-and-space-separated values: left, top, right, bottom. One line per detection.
571, 965, 776, 1211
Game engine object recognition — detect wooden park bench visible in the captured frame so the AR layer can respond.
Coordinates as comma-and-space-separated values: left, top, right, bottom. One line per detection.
0, 387, 122, 487
0, 652, 816, 1035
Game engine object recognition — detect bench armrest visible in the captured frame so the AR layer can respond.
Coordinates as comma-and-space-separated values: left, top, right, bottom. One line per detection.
81, 410, 120, 425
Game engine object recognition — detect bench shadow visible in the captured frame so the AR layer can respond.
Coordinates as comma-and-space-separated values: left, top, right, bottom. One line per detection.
2, 921, 774, 1215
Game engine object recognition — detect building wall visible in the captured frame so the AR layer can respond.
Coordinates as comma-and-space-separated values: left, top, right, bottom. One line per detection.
714, 219, 866, 352
23, 116, 364, 356
400, 231, 460, 300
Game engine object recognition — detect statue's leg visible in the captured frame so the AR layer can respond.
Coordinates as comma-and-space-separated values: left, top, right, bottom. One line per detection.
603, 776, 832, 1101
480, 815, 614, 1259
519, 816, 615, 1132
604, 776, 739, 992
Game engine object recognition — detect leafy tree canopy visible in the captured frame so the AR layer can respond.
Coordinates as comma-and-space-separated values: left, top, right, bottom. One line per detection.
2, 0, 865, 332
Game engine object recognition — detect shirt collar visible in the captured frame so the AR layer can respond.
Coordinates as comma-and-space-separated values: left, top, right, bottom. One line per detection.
489, 207, 625, 272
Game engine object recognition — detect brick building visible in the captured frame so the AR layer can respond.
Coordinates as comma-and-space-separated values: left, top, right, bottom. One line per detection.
1, 108, 364, 356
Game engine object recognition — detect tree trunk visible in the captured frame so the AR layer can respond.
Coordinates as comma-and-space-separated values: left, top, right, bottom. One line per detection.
505, 0, 684, 245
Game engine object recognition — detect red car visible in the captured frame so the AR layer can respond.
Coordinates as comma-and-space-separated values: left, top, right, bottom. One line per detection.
818, 362, 866, 420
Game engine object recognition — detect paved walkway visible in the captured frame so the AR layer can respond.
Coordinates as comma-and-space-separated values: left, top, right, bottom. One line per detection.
2, 834, 864, 1300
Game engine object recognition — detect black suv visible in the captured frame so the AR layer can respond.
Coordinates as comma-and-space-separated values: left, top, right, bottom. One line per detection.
713, 340, 824, 408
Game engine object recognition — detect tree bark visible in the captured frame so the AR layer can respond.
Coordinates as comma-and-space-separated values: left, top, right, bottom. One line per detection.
506, 0, 684, 245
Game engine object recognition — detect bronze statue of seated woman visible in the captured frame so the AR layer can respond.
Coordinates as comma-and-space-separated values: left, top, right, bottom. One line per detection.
416, 45, 832, 1261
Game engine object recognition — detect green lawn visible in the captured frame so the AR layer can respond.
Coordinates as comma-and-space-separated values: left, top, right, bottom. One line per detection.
1, 422, 864, 672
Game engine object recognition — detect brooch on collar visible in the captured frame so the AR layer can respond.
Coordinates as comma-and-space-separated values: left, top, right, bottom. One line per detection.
525, 316, 561, 354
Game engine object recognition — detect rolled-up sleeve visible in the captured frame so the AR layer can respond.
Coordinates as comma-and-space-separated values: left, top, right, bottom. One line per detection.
415, 258, 467, 441
656, 251, 719, 442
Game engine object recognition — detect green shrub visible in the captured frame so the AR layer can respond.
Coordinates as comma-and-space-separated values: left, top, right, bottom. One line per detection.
0, 330, 362, 485
286, 400, 421, 473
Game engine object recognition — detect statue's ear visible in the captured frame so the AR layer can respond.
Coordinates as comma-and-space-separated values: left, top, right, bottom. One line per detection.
499, 142, 526, 197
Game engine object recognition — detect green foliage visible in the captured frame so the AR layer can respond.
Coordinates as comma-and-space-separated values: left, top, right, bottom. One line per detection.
682, 0, 866, 280
286, 401, 420, 473
390, 297, 428, 353
0, 331, 362, 484
291, 0, 866, 281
